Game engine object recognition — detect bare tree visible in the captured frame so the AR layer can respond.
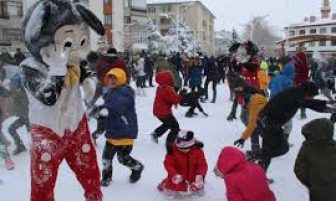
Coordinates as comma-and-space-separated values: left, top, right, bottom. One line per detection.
242, 16, 281, 57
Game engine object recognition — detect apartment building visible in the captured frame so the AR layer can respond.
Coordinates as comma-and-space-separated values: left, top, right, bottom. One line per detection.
147, 0, 215, 55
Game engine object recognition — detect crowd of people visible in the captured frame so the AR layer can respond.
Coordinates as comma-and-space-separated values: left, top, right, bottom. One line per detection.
1, 42, 336, 201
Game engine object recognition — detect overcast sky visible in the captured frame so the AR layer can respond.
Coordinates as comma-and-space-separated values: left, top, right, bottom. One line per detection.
148, 0, 336, 35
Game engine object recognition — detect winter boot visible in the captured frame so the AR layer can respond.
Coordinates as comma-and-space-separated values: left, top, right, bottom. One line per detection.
5, 158, 15, 170
129, 163, 144, 183
12, 143, 27, 155
185, 111, 193, 118
151, 132, 159, 144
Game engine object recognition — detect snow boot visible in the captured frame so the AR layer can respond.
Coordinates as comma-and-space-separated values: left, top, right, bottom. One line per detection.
185, 111, 193, 118
5, 158, 15, 170
100, 179, 111, 187
12, 143, 27, 155
129, 163, 144, 183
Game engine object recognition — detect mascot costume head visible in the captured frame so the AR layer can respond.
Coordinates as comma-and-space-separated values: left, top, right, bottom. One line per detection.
21, 1, 105, 201
229, 41, 259, 63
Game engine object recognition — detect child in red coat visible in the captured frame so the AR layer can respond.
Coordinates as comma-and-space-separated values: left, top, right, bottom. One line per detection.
151, 71, 181, 152
215, 147, 276, 201
158, 130, 208, 198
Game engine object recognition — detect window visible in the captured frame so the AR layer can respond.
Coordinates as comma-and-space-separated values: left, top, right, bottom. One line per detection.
0, 1, 23, 17
124, 16, 131, 24
332, 27, 336, 33
320, 28, 327, 34
160, 18, 171, 25
309, 42, 316, 47
104, 15, 112, 25
289, 31, 295, 36
310, 29, 317, 34
299, 30, 306, 35
332, 41, 336, 46
203, 20, 207, 27
104, 0, 112, 3
319, 41, 326, 46
3, 28, 21, 42
131, 0, 146, 9
148, 6, 156, 13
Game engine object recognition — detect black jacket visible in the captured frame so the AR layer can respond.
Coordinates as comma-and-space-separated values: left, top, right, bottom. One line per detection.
259, 87, 332, 126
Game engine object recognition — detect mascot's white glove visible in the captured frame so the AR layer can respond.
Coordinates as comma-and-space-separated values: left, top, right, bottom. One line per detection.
41, 44, 69, 76
172, 174, 184, 185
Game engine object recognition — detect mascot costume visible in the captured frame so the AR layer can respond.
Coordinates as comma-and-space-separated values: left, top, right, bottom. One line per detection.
20, 0, 105, 200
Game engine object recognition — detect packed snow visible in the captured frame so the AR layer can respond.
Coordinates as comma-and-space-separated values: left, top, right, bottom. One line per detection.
0, 82, 329, 201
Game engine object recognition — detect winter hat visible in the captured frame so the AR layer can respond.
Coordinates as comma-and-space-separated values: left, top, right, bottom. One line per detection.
176, 130, 196, 149
299, 81, 319, 96
104, 68, 126, 86
302, 118, 334, 140
231, 76, 246, 89
106, 48, 118, 57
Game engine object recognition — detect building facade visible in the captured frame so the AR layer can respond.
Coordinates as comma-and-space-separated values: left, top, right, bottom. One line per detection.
0, 0, 23, 52
103, 0, 148, 53
147, 0, 215, 55
284, 0, 336, 53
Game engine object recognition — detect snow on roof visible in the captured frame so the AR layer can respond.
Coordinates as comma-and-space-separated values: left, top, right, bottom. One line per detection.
287, 16, 336, 28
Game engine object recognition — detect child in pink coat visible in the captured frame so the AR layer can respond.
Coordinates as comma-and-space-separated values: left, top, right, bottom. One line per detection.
215, 147, 276, 201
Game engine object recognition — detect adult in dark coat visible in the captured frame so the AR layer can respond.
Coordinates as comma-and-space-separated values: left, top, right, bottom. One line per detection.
257, 82, 336, 172
295, 118, 336, 201
144, 55, 154, 87
203, 56, 219, 103
96, 48, 129, 84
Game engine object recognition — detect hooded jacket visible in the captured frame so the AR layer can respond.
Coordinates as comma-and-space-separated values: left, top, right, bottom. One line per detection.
269, 63, 295, 99
153, 71, 181, 119
294, 118, 336, 201
258, 83, 327, 126
103, 68, 137, 140
217, 147, 276, 201
293, 51, 309, 86
163, 143, 208, 192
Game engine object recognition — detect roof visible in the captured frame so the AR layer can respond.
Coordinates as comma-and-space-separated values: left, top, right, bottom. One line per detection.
285, 17, 336, 29
147, 0, 215, 18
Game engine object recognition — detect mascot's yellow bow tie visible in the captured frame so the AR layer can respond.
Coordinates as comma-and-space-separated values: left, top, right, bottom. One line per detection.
63, 66, 80, 88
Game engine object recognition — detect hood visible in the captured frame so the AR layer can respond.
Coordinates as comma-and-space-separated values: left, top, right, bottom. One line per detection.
156, 71, 174, 87
104, 68, 127, 86
302, 118, 334, 141
282, 63, 295, 78
216, 147, 247, 176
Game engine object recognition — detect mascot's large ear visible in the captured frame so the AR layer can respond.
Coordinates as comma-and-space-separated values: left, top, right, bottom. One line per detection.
229, 42, 241, 53
75, 3, 105, 36
24, 1, 51, 43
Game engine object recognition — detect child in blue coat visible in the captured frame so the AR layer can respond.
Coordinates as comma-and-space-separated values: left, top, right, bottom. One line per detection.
95, 68, 144, 186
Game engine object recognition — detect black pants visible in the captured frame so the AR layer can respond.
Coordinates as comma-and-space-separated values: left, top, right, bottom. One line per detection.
187, 101, 204, 114
8, 116, 30, 145
136, 76, 146, 88
204, 77, 217, 102
146, 72, 154, 86
258, 125, 289, 172
92, 117, 106, 139
154, 115, 180, 152
102, 143, 142, 181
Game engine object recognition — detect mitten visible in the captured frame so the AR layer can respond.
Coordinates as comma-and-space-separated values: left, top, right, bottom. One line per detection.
172, 174, 184, 185
41, 44, 69, 76
234, 138, 245, 148
192, 175, 204, 190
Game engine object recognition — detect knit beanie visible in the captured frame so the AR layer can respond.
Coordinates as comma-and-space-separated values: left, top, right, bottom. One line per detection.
176, 130, 196, 149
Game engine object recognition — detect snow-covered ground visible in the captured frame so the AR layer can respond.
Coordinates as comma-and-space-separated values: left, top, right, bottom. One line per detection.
0, 82, 330, 201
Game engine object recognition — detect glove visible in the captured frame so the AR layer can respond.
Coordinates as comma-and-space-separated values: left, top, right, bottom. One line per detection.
331, 113, 336, 123
172, 174, 184, 185
234, 138, 245, 148
63, 66, 80, 88
213, 166, 223, 178
202, 112, 209, 117
192, 175, 204, 190
99, 108, 109, 117
41, 44, 70, 76
227, 113, 236, 121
